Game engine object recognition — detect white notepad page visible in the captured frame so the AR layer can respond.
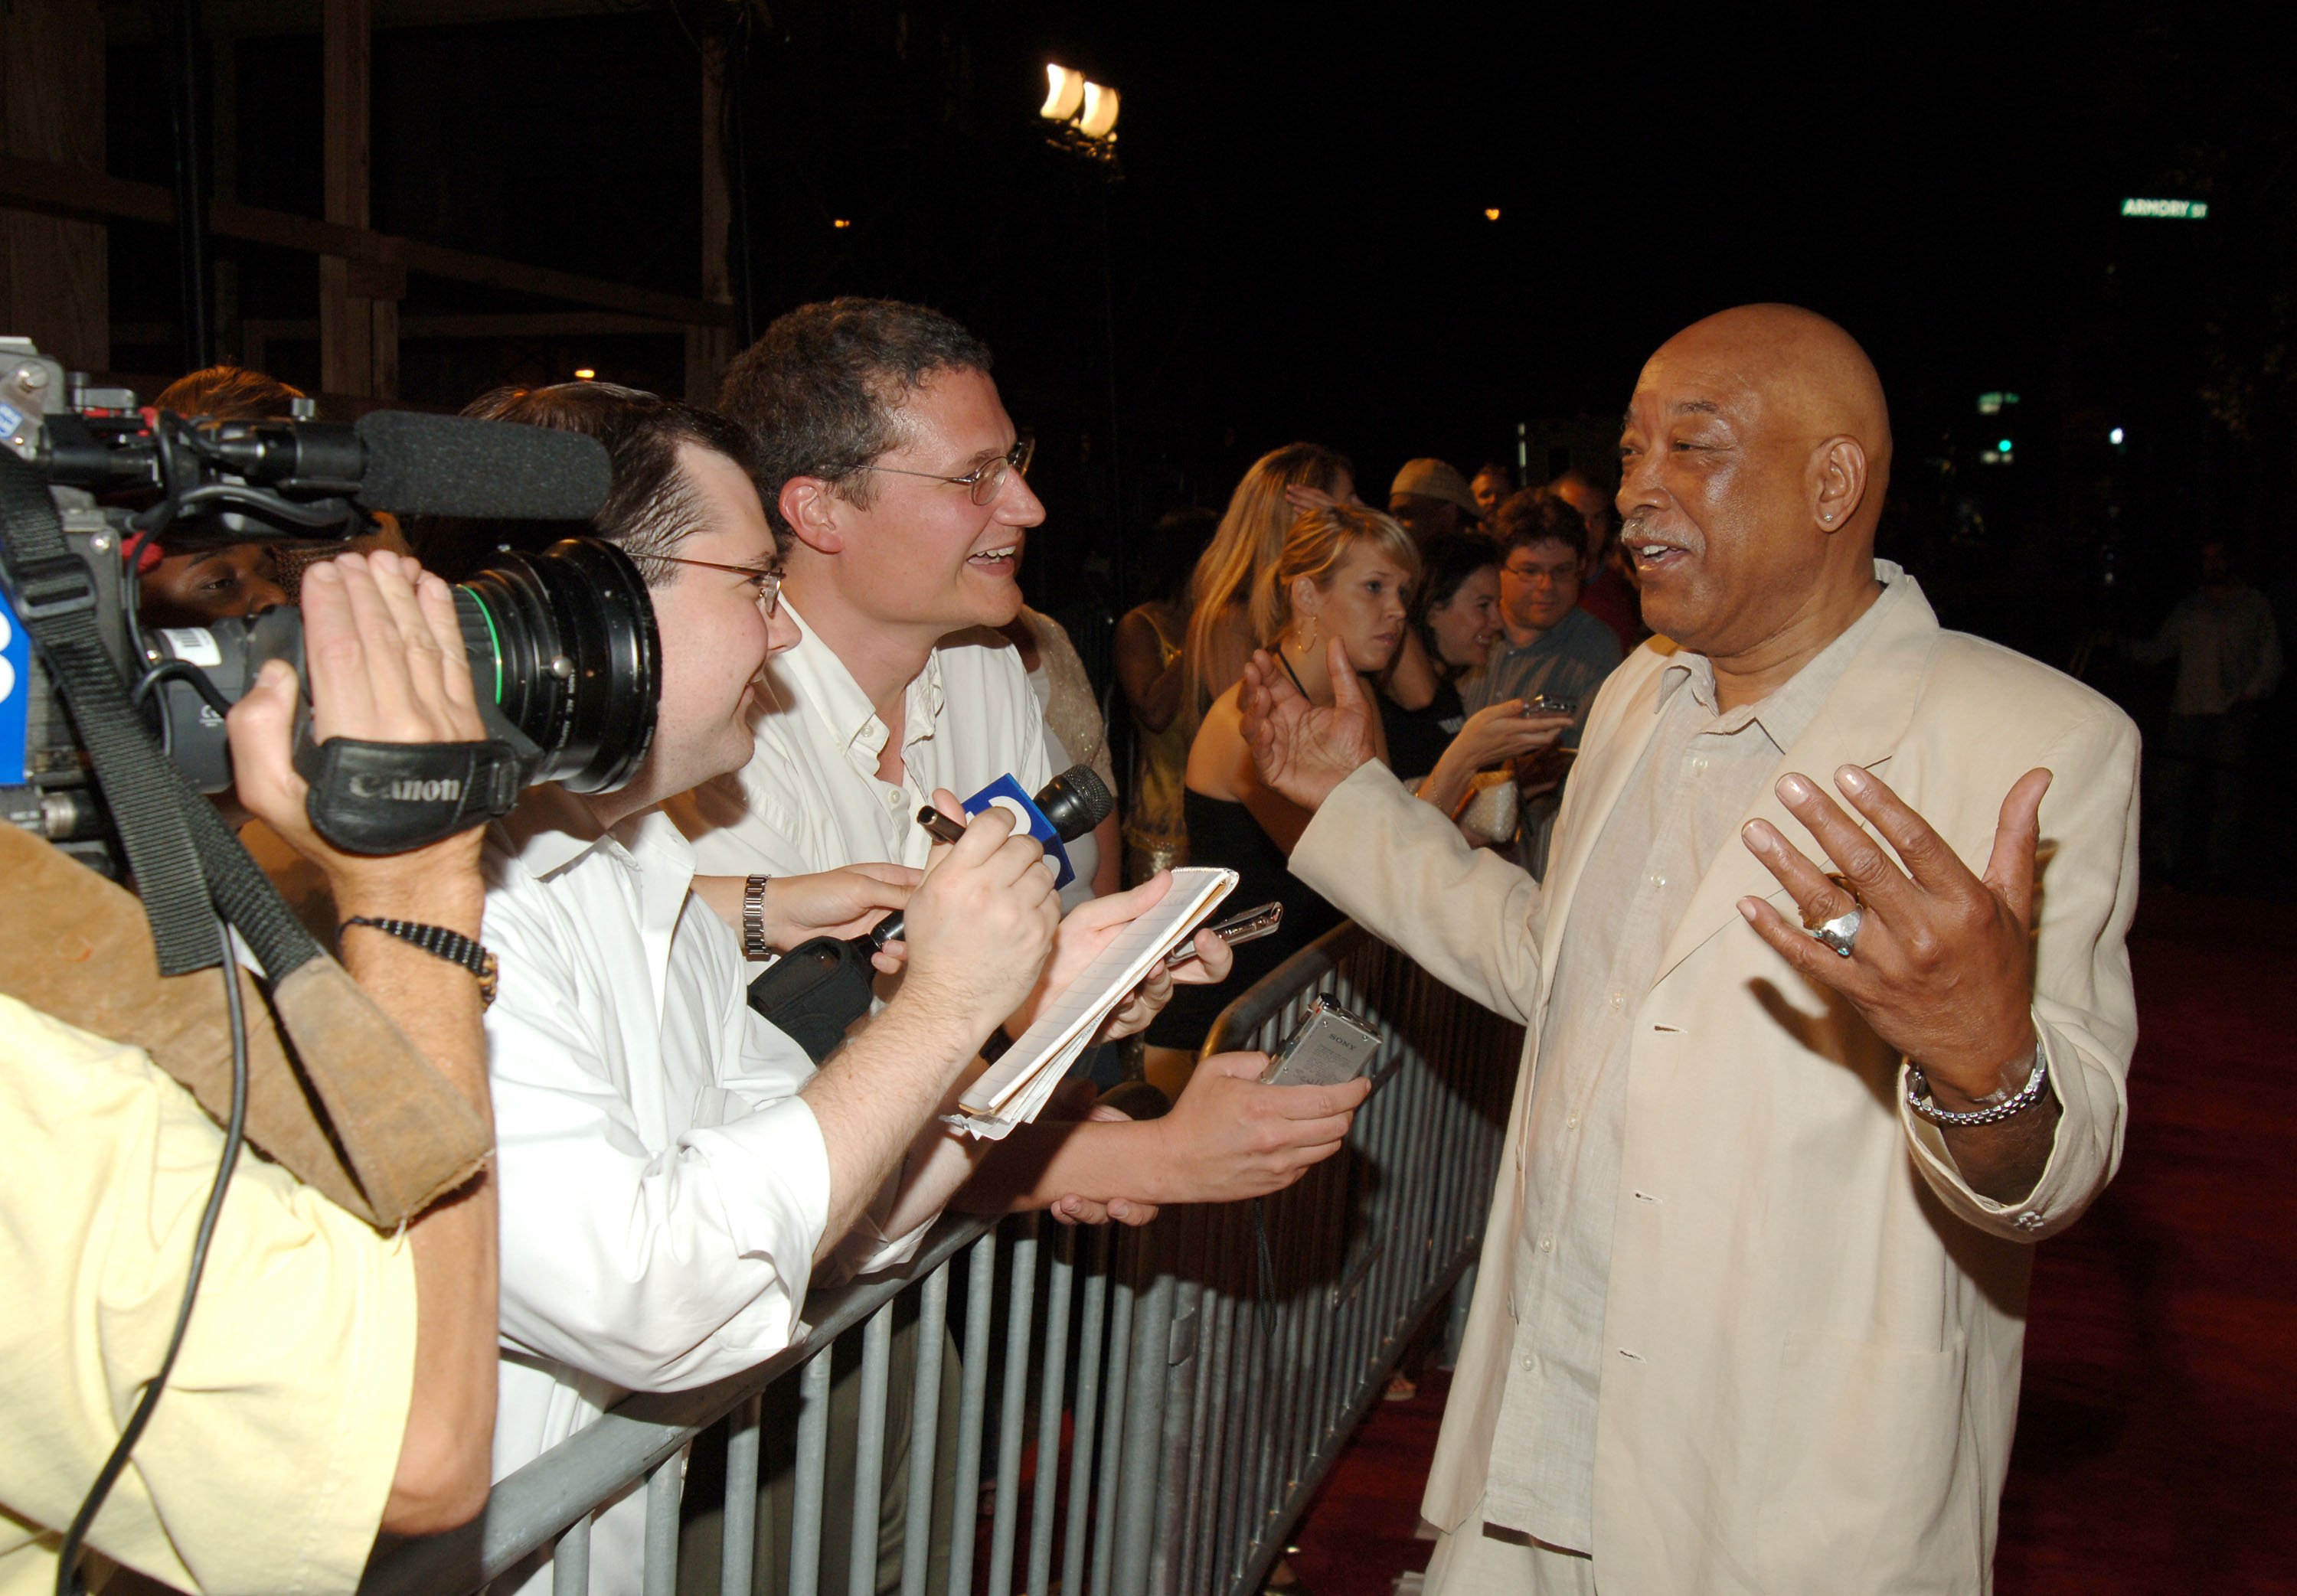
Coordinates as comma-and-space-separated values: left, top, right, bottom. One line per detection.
954, 865, 1239, 1128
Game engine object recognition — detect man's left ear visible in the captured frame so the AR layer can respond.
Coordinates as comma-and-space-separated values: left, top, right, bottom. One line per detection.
1811, 438, 1869, 533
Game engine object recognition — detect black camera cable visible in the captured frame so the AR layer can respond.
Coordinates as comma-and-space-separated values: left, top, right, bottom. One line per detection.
53, 919, 250, 1596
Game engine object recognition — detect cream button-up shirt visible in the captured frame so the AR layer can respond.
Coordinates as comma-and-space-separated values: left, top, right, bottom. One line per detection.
1489, 581, 1900, 1550
481, 784, 923, 1596
671, 602, 1052, 949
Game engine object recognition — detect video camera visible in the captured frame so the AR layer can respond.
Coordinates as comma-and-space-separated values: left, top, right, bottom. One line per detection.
0, 337, 660, 877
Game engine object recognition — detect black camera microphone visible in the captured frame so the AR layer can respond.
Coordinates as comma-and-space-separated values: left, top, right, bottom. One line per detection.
349, 410, 613, 520
746, 765, 1115, 1062
864, 765, 1114, 949
34, 406, 613, 540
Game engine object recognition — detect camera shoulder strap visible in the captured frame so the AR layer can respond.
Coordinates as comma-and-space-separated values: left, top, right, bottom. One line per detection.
0, 454, 327, 984
0, 452, 221, 974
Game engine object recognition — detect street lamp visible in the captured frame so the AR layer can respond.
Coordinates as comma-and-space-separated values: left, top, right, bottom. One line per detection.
1041, 64, 1086, 122
1041, 61, 1119, 157
1078, 82, 1120, 139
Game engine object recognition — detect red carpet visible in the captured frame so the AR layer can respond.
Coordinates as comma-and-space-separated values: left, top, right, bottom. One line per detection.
1289, 891, 2297, 1594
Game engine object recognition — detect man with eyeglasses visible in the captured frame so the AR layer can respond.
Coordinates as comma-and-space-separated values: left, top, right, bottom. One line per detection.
676, 299, 1366, 1210
1463, 492, 1625, 873
395, 383, 1247, 1596
1470, 491, 1625, 723
659, 302, 1367, 1596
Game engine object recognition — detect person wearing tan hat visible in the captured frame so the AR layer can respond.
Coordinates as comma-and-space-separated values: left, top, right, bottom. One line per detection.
1389, 456, 1483, 541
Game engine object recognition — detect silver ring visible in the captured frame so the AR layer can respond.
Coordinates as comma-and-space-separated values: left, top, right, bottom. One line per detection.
1807, 905, 1861, 958
1804, 872, 1862, 958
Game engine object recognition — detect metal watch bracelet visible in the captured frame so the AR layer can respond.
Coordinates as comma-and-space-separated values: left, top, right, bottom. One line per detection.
741, 873, 772, 961
1905, 1047, 2048, 1129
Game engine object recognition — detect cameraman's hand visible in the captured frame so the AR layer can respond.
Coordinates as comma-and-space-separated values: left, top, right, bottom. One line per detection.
226, 550, 486, 924
894, 790, 1059, 1038
1146, 1050, 1369, 1203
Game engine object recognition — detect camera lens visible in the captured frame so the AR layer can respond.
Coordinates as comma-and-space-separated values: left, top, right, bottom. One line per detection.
146, 536, 658, 799
455, 538, 658, 793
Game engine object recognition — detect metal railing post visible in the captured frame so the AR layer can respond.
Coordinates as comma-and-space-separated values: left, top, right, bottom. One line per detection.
948, 1232, 1000, 1596
848, 1304, 896, 1596
789, 1350, 835, 1596
1109, 1224, 1174, 1596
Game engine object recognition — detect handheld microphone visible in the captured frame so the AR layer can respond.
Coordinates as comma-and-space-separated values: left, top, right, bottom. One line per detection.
865, 765, 1113, 949
745, 765, 1116, 1062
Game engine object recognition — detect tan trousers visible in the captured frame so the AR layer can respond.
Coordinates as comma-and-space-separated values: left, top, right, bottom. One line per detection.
1424, 1514, 1597, 1596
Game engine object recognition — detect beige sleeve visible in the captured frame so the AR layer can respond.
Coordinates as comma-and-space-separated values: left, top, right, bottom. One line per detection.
1289, 762, 1546, 1026
1898, 710, 2144, 1241
0, 997, 416, 1596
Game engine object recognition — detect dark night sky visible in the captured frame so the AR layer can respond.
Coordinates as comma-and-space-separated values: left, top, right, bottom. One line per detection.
103, 2, 2293, 634
991, 3, 2262, 453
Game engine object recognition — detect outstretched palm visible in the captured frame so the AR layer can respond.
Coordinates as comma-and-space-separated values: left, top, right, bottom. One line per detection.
1239, 639, 1379, 811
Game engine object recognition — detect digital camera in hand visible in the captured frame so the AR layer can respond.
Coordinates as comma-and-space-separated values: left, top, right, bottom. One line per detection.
0, 338, 659, 868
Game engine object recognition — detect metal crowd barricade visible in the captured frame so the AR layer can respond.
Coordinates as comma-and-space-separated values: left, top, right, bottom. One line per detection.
361, 923, 1520, 1596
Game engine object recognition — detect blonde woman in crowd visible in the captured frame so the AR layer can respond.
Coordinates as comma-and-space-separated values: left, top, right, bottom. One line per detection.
1181, 442, 1357, 724
1142, 503, 1417, 1078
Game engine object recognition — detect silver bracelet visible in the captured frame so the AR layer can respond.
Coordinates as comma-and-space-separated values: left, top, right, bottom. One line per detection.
1905, 1047, 2048, 1129
741, 873, 772, 961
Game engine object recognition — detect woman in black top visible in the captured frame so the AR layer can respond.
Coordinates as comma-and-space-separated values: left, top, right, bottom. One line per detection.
1385, 530, 1577, 824
1378, 530, 1505, 782
1144, 505, 1419, 1066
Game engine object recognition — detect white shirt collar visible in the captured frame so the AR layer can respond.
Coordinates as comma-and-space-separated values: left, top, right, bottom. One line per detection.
765, 599, 949, 778
496, 780, 692, 889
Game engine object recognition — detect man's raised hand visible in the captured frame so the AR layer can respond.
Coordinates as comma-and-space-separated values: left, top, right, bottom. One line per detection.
1737, 765, 2051, 1108
1239, 638, 1378, 811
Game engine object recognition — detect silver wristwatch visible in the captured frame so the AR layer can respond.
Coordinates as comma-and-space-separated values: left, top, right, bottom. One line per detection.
741, 873, 772, 961
1905, 1046, 2048, 1129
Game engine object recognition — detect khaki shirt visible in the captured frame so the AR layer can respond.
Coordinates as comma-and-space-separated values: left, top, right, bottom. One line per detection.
1492, 583, 1899, 1549
0, 996, 413, 1595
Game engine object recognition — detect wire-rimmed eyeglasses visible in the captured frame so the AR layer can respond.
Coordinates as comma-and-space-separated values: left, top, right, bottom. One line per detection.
868, 434, 1036, 507
654, 555, 783, 617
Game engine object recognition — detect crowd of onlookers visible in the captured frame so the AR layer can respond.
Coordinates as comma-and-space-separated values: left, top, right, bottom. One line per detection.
1105, 449, 1640, 1082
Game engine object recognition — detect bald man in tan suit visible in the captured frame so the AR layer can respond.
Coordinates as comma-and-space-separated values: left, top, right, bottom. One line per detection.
1240, 306, 2139, 1594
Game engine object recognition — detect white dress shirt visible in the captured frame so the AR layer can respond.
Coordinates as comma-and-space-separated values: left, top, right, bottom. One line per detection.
670, 602, 1052, 902
480, 783, 920, 1595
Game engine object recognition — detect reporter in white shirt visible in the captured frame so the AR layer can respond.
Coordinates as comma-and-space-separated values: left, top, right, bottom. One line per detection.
426, 383, 1230, 1595
673, 299, 1374, 1220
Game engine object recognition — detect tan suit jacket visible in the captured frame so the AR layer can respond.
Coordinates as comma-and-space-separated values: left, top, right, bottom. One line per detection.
1289, 573, 2139, 1594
